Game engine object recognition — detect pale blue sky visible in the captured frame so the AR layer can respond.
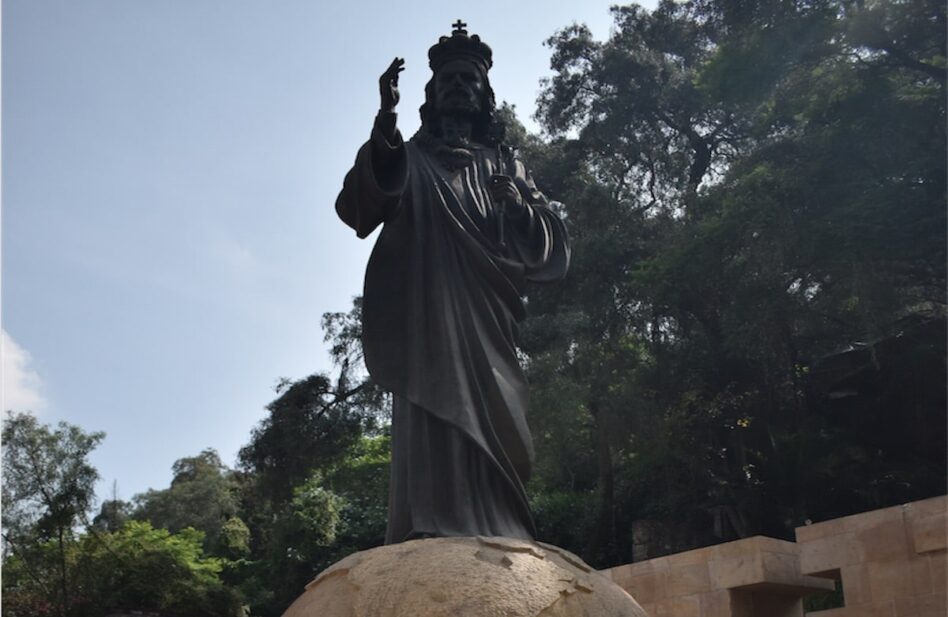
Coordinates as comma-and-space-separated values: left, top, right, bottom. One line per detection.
2, 0, 655, 504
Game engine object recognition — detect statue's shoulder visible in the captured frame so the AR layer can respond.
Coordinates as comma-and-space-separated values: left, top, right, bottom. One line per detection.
406, 131, 436, 158
408, 128, 432, 147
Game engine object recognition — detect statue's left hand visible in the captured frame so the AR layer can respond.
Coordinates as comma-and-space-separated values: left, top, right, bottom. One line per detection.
489, 174, 524, 212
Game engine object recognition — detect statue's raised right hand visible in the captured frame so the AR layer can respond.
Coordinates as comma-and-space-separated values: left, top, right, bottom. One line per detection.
379, 57, 405, 113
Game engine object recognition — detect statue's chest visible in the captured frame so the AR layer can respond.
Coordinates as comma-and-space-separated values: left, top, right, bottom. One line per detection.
444, 166, 494, 222
408, 143, 507, 247
424, 149, 503, 223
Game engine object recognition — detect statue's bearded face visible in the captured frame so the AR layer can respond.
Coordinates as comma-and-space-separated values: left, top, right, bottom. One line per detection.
434, 59, 485, 116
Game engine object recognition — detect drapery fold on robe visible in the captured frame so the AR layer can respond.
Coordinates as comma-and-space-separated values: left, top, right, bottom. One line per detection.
336, 112, 570, 542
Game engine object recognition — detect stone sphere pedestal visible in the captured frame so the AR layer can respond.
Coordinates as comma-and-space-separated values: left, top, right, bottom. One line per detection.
281, 536, 649, 617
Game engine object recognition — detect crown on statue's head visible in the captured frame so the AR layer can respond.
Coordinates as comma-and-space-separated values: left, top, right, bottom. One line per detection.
428, 20, 493, 73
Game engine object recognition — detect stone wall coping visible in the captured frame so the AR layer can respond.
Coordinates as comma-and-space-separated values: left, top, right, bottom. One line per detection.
602, 534, 834, 597
610, 536, 798, 576
795, 495, 947, 544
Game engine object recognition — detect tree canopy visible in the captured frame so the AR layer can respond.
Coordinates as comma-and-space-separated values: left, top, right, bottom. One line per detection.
520, 0, 945, 565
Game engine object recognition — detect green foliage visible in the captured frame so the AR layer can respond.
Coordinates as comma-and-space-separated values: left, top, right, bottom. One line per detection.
228, 298, 392, 615
219, 516, 251, 559
71, 521, 241, 617
3, 525, 241, 616
1, 411, 105, 615
288, 474, 344, 551
238, 301, 388, 510
321, 434, 391, 560
236, 474, 344, 610
530, 489, 595, 552
234, 434, 391, 617
133, 449, 241, 554
237, 373, 366, 506
92, 499, 132, 533
1, 414, 241, 617
3, 539, 74, 616
523, 0, 946, 567
232, 369, 374, 615
2, 412, 104, 545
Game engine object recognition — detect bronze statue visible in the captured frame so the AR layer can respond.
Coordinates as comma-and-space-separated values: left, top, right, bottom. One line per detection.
336, 21, 570, 543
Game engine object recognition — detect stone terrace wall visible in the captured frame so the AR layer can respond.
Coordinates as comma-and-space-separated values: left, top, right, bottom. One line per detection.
796, 494, 947, 617
601, 536, 834, 616
601, 495, 947, 617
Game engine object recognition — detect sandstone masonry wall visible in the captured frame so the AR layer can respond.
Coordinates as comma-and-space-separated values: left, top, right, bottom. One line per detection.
601, 495, 947, 617
795, 494, 947, 617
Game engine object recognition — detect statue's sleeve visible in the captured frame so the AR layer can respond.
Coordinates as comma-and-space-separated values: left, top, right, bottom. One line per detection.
506, 160, 571, 282
335, 112, 408, 239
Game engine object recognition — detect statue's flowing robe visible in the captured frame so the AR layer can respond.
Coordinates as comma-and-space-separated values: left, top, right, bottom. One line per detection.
336, 112, 569, 543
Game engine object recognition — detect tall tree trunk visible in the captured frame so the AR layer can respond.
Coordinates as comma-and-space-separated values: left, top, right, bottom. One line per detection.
58, 526, 68, 617
584, 400, 616, 564
684, 130, 712, 211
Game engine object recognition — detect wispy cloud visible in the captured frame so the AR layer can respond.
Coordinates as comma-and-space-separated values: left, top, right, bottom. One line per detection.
205, 230, 263, 275
1, 330, 47, 414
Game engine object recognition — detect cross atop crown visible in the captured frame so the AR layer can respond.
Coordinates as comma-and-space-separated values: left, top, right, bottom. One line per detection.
428, 20, 492, 73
